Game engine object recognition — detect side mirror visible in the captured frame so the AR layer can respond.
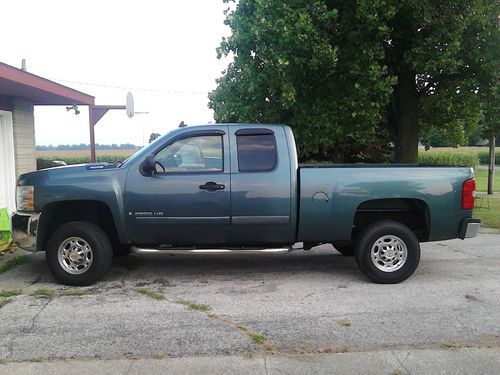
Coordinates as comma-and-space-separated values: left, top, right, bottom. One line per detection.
140, 154, 156, 177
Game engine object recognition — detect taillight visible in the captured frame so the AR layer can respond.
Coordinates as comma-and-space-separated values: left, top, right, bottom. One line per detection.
462, 179, 476, 210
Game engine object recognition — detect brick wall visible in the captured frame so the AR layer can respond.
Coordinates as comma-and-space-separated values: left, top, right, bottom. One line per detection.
12, 99, 36, 178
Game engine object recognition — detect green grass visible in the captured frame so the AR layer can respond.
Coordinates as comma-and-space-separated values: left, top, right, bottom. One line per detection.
0, 298, 13, 309
187, 303, 210, 312
250, 334, 267, 344
474, 198, 500, 229
30, 288, 55, 297
0, 289, 23, 297
59, 289, 93, 297
474, 169, 500, 193
440, 342, 464, 349
0, 255, 31, 274
339, 345, 350, 353
134, 288, 166, 301
337, 320, 351, 327
473, 168, 500, 228
243, 352, 255, 359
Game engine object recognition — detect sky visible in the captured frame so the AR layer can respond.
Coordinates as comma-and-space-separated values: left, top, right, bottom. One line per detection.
1, 0, 233, 146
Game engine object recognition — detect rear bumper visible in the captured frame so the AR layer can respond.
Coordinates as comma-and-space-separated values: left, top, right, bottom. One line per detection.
459, 218, 481, 240
11, 212, 40, 252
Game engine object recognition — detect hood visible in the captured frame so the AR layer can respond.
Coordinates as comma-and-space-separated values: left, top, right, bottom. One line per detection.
17, 163, 120, 187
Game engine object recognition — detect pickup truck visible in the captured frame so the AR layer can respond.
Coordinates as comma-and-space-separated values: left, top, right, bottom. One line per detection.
12, 124, 480, 285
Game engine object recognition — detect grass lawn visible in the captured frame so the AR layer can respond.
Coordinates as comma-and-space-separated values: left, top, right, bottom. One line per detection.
474, 168, 500, 192
474, 198, 500, 229
473, 168, 499, 229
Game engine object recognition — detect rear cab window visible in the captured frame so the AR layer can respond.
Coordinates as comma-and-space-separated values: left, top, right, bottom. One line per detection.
236, 129, 277, 172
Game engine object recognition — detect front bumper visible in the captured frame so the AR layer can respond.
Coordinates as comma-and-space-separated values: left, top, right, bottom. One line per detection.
11, 212, 40, 252
459, 218, 481, 240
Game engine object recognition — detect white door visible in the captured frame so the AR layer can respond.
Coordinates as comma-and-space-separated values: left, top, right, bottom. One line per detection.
0, 110, 16, 215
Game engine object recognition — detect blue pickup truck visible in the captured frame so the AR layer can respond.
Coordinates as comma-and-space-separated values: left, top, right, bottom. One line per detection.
12, 124, 480, 285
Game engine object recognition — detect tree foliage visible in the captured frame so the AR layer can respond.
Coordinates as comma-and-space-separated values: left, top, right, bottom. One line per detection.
210, 0, 498, 162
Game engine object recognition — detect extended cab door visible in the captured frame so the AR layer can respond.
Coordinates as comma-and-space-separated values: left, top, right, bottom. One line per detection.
124, 127, 231, 246
229, 126, 292, 245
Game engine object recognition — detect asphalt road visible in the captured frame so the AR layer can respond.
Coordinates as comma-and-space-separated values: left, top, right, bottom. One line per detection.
0, 234, 499, 373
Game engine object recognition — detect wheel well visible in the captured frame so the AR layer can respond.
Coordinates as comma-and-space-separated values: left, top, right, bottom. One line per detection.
37, 200, 119, 251
352, 198, 430, 242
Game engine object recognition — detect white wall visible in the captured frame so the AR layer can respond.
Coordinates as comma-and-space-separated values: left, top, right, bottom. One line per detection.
0, 110, 16, 215
12, 99, 36, 178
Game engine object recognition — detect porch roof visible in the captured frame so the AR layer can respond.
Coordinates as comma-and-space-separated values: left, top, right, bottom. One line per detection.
0, 62, 94, 106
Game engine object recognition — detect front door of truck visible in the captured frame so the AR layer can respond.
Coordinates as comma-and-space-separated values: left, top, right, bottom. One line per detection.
125, 128, 231, 246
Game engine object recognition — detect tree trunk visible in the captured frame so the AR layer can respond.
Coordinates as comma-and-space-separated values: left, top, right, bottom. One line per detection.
488, 136, 495, 195
392, 68, 419, 163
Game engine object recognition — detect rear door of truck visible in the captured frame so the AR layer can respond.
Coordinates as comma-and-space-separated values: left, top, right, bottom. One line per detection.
229, 125, 292, 245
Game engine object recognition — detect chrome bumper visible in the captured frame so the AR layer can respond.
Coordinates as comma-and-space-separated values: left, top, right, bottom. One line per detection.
459, 218, 481, 240
11, 212, 40, 252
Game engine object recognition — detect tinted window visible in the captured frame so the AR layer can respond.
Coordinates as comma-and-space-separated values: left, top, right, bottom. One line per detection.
155, 135, 223, 173
237, 134, 277, 172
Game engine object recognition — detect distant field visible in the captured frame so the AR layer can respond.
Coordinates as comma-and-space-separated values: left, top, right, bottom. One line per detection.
37, 149, 138, 158
422, 146, 499, 154
419, 146, 499, 166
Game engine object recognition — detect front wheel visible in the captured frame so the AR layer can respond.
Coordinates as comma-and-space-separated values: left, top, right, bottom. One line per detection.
46, 221, 113, 286
354, 220, 420, 284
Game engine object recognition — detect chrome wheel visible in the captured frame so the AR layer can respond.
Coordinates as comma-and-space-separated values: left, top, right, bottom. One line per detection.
58, 237, 93, 275
370, 235, 407, 272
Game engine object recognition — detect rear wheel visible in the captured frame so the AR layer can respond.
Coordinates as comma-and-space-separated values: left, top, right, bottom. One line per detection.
354, 220, 420, 284
46, 221, 113, 286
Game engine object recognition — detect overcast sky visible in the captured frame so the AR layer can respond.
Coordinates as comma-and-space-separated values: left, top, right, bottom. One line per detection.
1, 0, 232, 146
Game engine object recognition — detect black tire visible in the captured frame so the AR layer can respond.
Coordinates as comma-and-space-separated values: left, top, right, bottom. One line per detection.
334, 244, 355, 256
46, 221, 113, 286
354, 220, 420, 284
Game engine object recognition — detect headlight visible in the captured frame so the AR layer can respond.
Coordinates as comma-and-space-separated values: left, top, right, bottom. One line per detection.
16, 186, 34, 211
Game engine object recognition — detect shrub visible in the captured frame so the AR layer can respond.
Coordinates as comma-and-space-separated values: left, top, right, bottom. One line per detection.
418, 152, 479, 167
478, 151, 500, 165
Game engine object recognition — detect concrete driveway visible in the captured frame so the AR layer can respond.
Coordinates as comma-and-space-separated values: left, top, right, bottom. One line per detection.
0, 234, 499, 374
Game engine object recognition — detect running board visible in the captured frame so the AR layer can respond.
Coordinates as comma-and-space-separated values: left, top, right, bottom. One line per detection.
130, 246, 294, 255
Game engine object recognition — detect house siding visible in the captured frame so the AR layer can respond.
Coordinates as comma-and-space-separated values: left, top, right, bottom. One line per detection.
12, 98, 36, 178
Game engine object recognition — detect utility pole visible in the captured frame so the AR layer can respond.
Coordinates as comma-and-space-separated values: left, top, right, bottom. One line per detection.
488, 136, 495, 195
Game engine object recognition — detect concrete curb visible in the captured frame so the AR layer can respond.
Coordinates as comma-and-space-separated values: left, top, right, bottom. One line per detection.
0, 348, 499, 375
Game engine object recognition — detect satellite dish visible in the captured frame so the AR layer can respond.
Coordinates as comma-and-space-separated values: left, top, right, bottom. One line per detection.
126, 92, 134, 118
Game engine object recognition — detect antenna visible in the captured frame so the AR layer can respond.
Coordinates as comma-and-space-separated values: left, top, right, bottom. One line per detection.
178, 121, 187, 128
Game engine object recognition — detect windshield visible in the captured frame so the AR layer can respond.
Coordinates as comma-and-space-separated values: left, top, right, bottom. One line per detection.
119, 129, 177, 167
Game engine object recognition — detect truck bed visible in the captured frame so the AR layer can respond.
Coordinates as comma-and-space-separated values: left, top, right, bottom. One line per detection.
297, 165, 474, 243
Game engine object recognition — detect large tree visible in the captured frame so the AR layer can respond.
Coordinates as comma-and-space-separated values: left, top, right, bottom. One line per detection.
209, 0, 498, 163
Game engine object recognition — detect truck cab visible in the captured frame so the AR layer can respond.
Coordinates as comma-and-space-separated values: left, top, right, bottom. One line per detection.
123, 124, 296, 247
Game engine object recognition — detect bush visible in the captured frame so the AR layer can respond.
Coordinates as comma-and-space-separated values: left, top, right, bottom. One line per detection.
37, 155, 131, 170
418, 152, 479, 167
478, 151, 500, 165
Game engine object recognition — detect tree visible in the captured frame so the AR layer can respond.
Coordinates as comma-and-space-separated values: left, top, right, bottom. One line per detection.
388, 0, 498, 162
210, 0, 498, 163
149, 132, 161, 144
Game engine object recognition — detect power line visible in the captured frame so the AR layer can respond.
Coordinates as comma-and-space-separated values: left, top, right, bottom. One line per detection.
50, 77, 210, 96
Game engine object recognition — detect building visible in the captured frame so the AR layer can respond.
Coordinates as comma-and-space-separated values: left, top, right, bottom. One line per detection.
0, 61, 94, 215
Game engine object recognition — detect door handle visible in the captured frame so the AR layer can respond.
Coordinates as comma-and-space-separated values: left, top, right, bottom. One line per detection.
199, 182, 225, 191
